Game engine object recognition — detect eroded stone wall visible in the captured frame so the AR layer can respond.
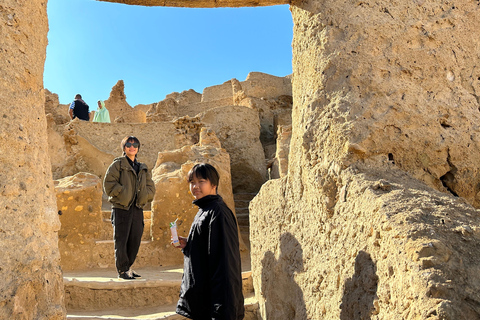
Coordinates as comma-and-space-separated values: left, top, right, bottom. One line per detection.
0, 0, 65, 319
250, 1, 480, 319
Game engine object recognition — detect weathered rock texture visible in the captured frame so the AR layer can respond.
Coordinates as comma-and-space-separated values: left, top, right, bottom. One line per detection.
268, 124, 291, 179
6, 0, 480, 318
200, 105, 267, 193
249, 1, 480, 319
151, 128, 248, 264
105, 80, 146, 123
98, 0, 289, 8
55, 173, 104, 270
0, 0, 65, 319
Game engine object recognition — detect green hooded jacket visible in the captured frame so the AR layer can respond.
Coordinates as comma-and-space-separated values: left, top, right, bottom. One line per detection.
103, 156, 155, 210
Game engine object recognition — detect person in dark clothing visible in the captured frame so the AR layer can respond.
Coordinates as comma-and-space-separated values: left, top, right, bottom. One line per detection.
69, 93, 90, 121
173, 163, 245, 320
103, 136, 155, 280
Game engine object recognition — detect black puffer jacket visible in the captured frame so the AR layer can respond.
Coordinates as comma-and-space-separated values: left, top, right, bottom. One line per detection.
103, 156, 155, 210
176, 195, 245, 320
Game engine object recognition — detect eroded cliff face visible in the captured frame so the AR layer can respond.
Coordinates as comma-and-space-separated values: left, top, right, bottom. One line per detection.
250, 1, 480, 319
0, 0, 65, 319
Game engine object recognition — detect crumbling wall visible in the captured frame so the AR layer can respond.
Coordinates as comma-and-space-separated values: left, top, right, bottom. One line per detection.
55, 173, 104, 271
200, 105, 268, 193
105, 80, 146, 123
0, 0, 65, 319
150, 128, 248, 265
52, 120, 179, 180
145, 72, 293, 169
250, 0, 480, 319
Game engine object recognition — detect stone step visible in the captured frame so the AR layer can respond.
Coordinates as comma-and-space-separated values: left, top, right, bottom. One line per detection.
240, 225, 250, 233
234, 199, 251, 209
233, 193, 257, 202
66, 295, 259, 320
236, 214, 250, 226
64, 266, 258, 319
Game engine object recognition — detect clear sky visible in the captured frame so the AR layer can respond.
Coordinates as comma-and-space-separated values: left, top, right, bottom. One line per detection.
44, 0, 293, 108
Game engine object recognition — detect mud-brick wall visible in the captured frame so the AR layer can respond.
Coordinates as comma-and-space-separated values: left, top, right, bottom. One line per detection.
251, 0, 480, 319
0, 0, 65, 319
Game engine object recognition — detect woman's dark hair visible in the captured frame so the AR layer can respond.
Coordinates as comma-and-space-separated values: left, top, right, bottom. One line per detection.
121, 136, 141, 157
188, 163, 220, 191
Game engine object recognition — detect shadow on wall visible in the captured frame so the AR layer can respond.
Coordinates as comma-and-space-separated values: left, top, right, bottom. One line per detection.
340, 251, 379, 320
261, 232, 307, 319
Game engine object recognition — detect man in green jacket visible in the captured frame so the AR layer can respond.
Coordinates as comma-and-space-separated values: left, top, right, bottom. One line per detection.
103, 136, 156, 280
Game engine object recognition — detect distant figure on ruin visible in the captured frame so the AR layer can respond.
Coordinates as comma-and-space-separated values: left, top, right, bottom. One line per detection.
172, 163, 245, 320
92, 100, 111, 123
103, 136, 156, 280
68, 93, 90, 121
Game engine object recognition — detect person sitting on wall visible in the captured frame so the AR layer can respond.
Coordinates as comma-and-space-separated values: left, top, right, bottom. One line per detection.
92, 100, 111, 123
69, 94, 91, 121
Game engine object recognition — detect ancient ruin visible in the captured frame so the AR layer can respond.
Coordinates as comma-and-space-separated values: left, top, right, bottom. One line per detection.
2, 0, 480, 319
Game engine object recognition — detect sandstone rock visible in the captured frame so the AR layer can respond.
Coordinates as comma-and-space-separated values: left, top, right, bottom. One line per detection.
1, 1, 65, 318
105, 80, 146, 123
249, 1, 480, 318
55, 173, 104, 270
44, 89, 72, 125
250, 166, 480, 319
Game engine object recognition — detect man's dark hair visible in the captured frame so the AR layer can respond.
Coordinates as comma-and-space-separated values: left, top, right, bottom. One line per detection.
75, 94, 82, 99
188, 163, 220, 191
121, 136, 141, 157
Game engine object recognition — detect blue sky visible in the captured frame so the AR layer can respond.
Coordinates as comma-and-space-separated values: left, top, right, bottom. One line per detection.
44, 0, 293, 107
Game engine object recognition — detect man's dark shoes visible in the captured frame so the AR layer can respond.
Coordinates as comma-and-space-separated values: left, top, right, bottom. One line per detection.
118, 271, 135, 280
128, 268, 141, 278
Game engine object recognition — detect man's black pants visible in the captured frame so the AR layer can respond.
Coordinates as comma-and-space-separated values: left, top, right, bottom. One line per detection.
111, 206, 144, 274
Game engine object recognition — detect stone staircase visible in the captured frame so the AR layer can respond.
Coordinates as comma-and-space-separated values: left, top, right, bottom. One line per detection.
64, 266, 258, 320
64, 200, 259, 319
234, 193, 258, 251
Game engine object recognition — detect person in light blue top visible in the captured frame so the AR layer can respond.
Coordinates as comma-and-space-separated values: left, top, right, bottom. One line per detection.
92, 100, 111, 123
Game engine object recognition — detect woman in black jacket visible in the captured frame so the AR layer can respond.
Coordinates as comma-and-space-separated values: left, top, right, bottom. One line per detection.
103, 136, 155, 280
174, 163, 244, 320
